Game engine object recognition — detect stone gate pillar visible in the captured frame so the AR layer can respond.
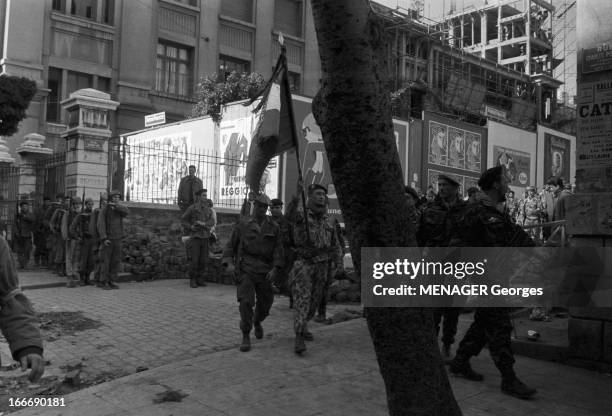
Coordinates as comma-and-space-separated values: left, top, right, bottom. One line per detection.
16, 133, 53, 198
61, 89, 119, 201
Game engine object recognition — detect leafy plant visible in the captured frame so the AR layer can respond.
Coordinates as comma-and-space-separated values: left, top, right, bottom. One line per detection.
0, 75, 37, 136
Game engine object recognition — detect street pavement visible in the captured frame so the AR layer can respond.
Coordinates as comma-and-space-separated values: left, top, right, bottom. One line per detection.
4, 271, 612, 415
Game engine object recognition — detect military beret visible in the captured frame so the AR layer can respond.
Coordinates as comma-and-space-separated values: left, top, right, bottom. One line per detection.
478, 166, 504, 191
195, 188, 207, 196
270, 198, 283, 206
437, 174, 460, 187
308, 183, 328, 195
108, 189, 122, 198
253, 194, 271, 206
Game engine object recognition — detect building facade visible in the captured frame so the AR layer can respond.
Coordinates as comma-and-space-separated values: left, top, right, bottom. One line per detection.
0, 0, 320, 162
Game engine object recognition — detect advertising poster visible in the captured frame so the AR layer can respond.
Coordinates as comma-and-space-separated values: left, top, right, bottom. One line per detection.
493, 146, 531, 187
219, 107, 279, 203
427, 169, 479, 198
566, 193, 612, 235
544, 133, 571, 184
428, 121, 448, 166
464, 132, 482, 172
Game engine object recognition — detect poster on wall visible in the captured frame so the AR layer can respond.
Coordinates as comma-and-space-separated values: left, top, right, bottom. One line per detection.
428, 121, 448, 166
428, 121, 482, 172
124, 131, 191, 203
219, 112, 279, 203
464, 132, 482, 172
493, 146, 531, 187
427, 169, 479, 198
544, 133, 571, 184
566, 193, 612, 235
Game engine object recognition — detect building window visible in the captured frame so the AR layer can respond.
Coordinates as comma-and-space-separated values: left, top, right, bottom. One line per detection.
156, 42, 193, 97
52, 0, 66, 12
53, 0, 114, 25
67, 70, 93, 95
102, 0, 114, 25
274, 0, 303, 38
71, 0, 96, 20
288, 71, 301, 93
219, 55, 251, 79
173, 0, 198, 6
97, 76, 111, 93
46, 68, 63, 122
220, 0, 253, 23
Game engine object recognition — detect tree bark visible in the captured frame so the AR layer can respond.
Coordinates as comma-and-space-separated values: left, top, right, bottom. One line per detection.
310, 1, 462, 415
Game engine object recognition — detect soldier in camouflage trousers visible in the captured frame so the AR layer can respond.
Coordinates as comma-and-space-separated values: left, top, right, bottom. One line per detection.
286, 182, 343, 355
448, 166, 537, 400
520, 186, 543, 241
417, 175, 466, 359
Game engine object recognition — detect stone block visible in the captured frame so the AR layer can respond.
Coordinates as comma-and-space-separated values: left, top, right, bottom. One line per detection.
568, 318, 603, 361
604, 322, 612, 364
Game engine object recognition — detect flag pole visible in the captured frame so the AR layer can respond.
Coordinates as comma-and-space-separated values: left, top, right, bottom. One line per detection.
279, 39, 310, 243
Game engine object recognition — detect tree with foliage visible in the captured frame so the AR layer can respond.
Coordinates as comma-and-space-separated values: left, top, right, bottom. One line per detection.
0, 75, 37, 136
310, 1, 462, 415
190, 71, 266, 123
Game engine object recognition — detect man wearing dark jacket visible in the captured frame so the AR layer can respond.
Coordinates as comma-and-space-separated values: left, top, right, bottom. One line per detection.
177, 165, 203, 211
14, 201, 36, 269
97, 190, 129, 290
181, 189, 215, 288
0, 237, 45, 382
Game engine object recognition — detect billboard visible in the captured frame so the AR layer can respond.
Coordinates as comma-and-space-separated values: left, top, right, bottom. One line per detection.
544, 133, 572, 185
493, 146, 531, 187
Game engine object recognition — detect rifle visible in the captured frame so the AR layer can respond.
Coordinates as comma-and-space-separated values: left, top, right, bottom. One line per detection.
81, 186, 86, 213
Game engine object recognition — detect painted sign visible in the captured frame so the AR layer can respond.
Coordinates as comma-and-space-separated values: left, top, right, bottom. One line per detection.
144, 112, 166, 127
493, 146, 530, 187
582, 45, 612, 74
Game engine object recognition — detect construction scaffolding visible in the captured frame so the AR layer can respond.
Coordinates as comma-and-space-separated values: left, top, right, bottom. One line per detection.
552, 0, 576, 106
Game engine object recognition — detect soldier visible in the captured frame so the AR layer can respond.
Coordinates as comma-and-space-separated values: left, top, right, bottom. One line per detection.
181, 188, 215, 288
33, 197, 51, 267
316, 216, 346, 323
222, 194, 283, 352
287, 183, 343, 355
448, 166, 537, 400
14, 201, 36, 269
62, 197, 82, 288
504, 190, 520, 223
98, 190, 129, 290
90, 194, 108, 286
177, 165, 203, 211
0, 237, 45, 383
49, 195, 69, 276
417, 175, 466, 359
521, 185, 543, 241
43, 193, 64, 271
70, 198, 95, 286
269, 198, 295, 305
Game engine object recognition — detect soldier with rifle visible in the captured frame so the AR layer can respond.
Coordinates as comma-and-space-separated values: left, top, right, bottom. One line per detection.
49, 195, 69, 276
89, 193, 107, 286
14, 200, 36, 269
70, 192, 95, 286
97, 190, 129, 290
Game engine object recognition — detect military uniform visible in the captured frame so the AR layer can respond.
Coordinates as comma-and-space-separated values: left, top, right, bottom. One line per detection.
521, 193, 543, 241
69, 201, 94, 285
89, 201, 105, 284
449, 192, 536, 398
418, 194, 466, 355
49, 202, 67, 275
97, 192, 129, 289
288, 196, 343, 350
62, 198, 81, 286
222, 195, 283, 351
14, 206, 36, 269
181, 195, 215, 288
33, 202, 50, 267
269, 199, 295, 301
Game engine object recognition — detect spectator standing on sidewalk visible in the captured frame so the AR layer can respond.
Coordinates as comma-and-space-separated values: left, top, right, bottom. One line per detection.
0, 237, 45, 382
177, 165, 203, 212
222, 194, 283, 353
448, 166, 537, 400
14, 201, 36, 269
286, 182, 343, 355
181, 189, 215, 288
98, 190, 129, 290
417, 175, 465, 359
70, 198, 95, 286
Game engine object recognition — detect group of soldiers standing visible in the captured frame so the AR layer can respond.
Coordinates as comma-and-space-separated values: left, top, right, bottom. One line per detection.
414, 166, 538, 400
13, 190, 129, 290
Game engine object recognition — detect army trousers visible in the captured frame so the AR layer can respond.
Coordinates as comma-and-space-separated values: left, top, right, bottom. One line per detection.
65, 239, 80, 279
455, 308, 515, 375
53, 233, 65, 265
236, 271, 274, 334
78, 238, 95, 276
99, 239, 122, 283
15, 236, 32, 268
187, 237, 209, 279
433, 307, 460, 346
289, 259, 329, 334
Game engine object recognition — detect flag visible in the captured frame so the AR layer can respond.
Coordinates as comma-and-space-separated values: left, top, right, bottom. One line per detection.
245, 53, 296, 193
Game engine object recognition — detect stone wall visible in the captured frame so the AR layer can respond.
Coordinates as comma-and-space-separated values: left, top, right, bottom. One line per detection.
121, 202, 238, 284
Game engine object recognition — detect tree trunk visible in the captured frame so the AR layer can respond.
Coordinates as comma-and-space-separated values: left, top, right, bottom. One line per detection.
310, 1, 462, 415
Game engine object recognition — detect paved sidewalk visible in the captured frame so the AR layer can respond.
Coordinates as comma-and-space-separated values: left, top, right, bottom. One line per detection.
10, 318, 612, 416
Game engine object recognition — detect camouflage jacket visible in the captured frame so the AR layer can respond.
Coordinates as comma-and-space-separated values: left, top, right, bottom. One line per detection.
449, 195, 535, 247
290, 207, 343, 265
223, 216, 283, 275
522, 196, 543, 221
417, 196, 467, 247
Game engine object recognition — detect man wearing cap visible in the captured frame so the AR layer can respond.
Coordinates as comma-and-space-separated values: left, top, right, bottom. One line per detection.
520, 185, 543, 241
286, 182, 343, 354
14, 201, 36, 269
269, 198, 295, 304
90, 194, 107, 286
62, 196, 82, 288
178, 165, 203, 211
222, 194, 283, 352
98, 190, 129, 290
417, 174, 466, 359
448, 166, 537, 399
70, 197, 95, 286
181, 188, 215, 288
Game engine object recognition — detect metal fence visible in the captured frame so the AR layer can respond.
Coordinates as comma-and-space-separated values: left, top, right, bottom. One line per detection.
113, 140, 249, 210
0, 165, 21, 241
35, 152, 66, 201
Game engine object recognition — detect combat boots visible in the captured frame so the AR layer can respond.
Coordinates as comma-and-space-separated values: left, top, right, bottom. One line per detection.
302, 323, 313, 341
501, 377, 537, 399
254, 322, 264, 339
240, 332, 251, 352
449, 356, 484, 381
294, 333, 306, 354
